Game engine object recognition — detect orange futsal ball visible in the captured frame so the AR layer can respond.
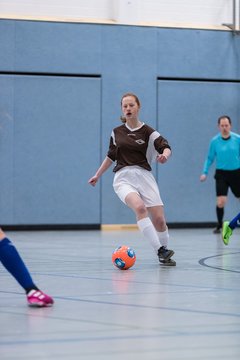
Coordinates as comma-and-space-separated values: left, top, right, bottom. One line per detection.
112, 245, 136, 270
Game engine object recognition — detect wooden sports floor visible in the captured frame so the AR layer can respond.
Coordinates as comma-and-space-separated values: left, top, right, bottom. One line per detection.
0, 228, 240, 359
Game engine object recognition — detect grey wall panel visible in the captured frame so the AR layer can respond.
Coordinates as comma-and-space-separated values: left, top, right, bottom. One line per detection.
0, 20, 102, 74
157, 80, 240, 223
0, 76, 14, 222
101, 25, 158, 224
0, 21, 15, 71
0, 75, 101, 224
157, 29, 240, 79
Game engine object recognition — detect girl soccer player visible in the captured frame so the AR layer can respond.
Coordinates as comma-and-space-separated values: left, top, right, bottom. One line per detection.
88, 93, 175, 265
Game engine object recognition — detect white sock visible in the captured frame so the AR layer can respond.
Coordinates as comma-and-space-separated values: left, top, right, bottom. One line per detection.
137, 217, 160, 253
157, 228, 169, 248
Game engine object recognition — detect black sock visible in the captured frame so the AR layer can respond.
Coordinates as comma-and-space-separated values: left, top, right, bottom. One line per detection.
216, 206, 224, 228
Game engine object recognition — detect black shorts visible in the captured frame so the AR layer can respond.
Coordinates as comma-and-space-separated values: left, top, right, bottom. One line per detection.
214, 169, 240, 197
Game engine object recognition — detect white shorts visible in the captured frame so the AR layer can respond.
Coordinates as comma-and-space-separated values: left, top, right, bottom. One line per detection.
113, 166, 163, 207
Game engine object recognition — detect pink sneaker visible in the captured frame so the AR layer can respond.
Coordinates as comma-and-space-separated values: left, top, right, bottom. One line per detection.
27, 289, 54, 307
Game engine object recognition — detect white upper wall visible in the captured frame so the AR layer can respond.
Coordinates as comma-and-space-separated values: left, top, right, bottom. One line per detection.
0, 0, 235, 30
0, 0, 113, 21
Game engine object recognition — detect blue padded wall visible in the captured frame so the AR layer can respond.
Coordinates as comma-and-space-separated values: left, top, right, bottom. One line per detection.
157, 80, 240, 223
0, 19, 240, 226
0, 74, 101, 225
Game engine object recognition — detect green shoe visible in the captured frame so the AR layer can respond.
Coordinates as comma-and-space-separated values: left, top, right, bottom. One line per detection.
222, 221, 232, 245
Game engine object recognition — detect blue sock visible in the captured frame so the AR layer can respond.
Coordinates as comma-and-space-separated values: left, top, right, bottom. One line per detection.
0, 238, 37, 293
229, 212, 240, 230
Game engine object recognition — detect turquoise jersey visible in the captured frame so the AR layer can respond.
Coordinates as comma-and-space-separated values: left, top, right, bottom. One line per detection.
203, 132, 240, 175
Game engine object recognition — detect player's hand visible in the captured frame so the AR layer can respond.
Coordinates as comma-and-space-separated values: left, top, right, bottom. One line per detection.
88, 175, 99, 186
200, 174, 207, 182
156, 154, 168, 164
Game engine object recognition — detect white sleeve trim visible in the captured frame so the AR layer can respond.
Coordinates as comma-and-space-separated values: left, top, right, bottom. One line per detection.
111, 130, 116, 146
146, 131, 160, 164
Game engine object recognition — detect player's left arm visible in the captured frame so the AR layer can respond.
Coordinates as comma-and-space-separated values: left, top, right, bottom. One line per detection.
157, 147, 171, 163
154, 136, 172, 164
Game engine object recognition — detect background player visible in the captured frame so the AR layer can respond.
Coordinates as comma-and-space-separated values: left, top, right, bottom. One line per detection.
200, 115, 240, 233
0, 227, 54, 307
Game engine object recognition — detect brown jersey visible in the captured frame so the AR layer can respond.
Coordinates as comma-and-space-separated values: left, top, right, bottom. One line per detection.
107, 123, 171, 172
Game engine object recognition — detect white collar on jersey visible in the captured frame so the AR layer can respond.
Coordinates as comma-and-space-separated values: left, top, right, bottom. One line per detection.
125, 122, 145, 132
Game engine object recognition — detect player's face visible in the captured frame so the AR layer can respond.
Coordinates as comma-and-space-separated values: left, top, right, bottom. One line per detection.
218, 118, 231, 137
121, 96, 140, 121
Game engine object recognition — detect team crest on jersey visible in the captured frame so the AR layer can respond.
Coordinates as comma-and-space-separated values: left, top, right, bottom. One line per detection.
135, 139, 145, 144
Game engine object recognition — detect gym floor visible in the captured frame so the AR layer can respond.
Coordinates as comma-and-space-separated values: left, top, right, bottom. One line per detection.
0, 228, 240, 359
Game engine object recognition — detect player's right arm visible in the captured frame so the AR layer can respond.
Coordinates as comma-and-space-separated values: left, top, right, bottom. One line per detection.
88, 156, 113, 186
